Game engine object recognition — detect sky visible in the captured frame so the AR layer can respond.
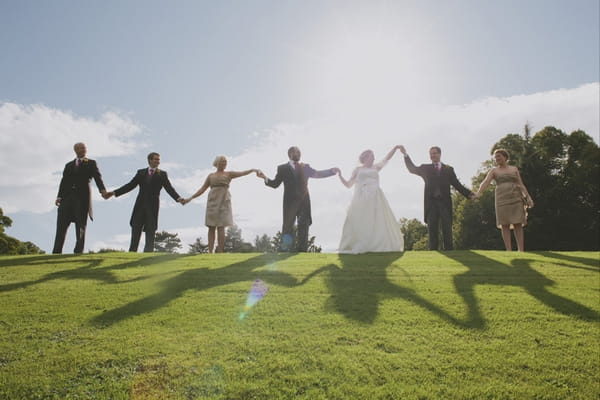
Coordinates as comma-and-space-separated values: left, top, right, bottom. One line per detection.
1, 0, 599, 253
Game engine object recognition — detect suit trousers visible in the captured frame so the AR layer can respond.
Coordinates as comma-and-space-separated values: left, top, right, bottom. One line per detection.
281, 206, 310, 252
129, 224, 155, 252
129, 209, 155, 252
52, 201, 87, 254
427, 198, 453, 250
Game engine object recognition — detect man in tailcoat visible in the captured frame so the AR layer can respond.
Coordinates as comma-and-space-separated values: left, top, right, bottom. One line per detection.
399, 145, 474, 250
53, 142, 107, 254
106, 152, 184, 252
262, 146, 339, 252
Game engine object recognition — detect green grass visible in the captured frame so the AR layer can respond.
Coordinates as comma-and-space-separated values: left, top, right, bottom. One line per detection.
0, 251, 598, 399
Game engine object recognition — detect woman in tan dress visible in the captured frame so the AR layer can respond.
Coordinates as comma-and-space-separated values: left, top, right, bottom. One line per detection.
184, 156, 261, 253
475, 149, 534, 251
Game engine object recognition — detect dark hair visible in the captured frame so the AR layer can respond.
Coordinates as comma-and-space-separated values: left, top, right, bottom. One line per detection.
287, 146, 299, 157
429, 146, 441, 153
493, 148, 509, 160
147, 152, 160, 161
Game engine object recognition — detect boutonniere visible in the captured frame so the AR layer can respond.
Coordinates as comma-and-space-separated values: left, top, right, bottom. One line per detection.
82, 158, 89, 163
155, 168, 161, 175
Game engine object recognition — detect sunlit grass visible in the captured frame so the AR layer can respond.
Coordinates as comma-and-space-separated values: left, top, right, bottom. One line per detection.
0, 251, 598, 399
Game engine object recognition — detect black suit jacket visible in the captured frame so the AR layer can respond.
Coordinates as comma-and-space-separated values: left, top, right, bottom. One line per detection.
114, 168, 181, 231
266, 162, 336, 226
404, 156, 472, 223
57, 158, 106, 222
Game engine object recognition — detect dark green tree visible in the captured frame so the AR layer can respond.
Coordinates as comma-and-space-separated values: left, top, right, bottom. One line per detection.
153, 231, 183, 253
0, 208, 45, 255
399, 218, 428, 250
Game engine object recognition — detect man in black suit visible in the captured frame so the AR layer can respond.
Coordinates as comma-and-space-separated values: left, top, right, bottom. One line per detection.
53, 142, 107, 254
399, 145, 474, 250
261, 146, 339, 252
105, 152, 184, 252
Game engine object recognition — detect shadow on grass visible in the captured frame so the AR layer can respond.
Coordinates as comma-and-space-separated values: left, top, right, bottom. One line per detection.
303, 252, 468, 327
538, 251, 600, 272
0, 253, 191, 293
444, 251, 600, 329
91, 253, 299, 327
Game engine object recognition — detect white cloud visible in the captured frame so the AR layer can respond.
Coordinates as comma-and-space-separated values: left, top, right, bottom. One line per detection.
0, 103, 145, 213
169, 83, 599, 252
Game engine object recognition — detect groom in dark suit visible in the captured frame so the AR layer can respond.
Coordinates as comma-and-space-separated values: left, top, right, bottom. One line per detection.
399, 145, 474, 250
53, 142, 107, 254
262, 146, 338, 252
105, 152, 184, 252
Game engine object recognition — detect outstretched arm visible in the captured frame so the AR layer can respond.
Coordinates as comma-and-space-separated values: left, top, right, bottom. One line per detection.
338, 168, 358, 188
185, 175, 211, 203
228, 169, 259, 179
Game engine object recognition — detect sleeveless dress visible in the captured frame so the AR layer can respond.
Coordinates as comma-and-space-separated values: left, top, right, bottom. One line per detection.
338, 166, 404, 253
494, 168, 527, 229
205, 174, 233, 227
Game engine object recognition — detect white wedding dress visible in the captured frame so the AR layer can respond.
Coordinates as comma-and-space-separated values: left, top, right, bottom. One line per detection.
338, 165, 404, 254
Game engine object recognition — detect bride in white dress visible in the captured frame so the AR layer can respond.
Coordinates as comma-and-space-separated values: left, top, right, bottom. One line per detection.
337, 146, 404, 254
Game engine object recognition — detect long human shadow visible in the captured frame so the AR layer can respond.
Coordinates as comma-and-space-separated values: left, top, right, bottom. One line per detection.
303, 252, 467, 327
91, 253, 301, 327
539, 251, 600, 272
444, 251, 600, 329
0, 253, 191, 293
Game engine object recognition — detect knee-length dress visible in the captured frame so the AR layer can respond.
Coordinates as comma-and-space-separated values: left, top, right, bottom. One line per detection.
205, 174, 233, 227
494, 169, 527, 229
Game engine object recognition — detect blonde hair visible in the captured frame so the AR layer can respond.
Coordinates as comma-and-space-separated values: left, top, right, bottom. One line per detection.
213, 155, 227, 167
493, 148, 509, 160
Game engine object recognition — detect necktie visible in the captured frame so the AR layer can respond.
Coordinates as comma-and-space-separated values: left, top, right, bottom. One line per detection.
149, 169, 154, 176
76, 159, 81, 167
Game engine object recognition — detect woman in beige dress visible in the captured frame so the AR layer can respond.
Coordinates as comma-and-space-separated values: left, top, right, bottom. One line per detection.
185, 156, 261, 253
475, 149, 534, 251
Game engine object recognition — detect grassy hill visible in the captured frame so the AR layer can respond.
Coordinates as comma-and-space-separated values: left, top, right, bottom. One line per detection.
0, 251, 598, 399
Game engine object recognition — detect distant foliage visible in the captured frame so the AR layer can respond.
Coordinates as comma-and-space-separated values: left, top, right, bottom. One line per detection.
188, 237, 209, 254
0, 208, 45, 255
224, 225, 254, 252
154, 231, 183, 253
399, 218, 428, 250
254, 234, 276, 253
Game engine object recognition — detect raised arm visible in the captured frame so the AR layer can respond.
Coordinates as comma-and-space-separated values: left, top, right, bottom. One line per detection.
375, 146, 399, 170
185, 175, 211, 203
338, 168, 358, 188
398, 145, 422, 176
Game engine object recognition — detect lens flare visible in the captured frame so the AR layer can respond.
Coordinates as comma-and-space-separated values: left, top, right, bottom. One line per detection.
239, 279, 269, 320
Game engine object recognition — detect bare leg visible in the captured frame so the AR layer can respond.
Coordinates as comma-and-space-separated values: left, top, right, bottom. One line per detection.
513, 223, 525, 252
500, 225, 512, 251
208, 226, 216, 253
216, 227, 225, 253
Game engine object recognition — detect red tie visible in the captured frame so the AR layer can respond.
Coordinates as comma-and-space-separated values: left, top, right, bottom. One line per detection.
149, 169, 154, 175
76, 159, 81, 167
